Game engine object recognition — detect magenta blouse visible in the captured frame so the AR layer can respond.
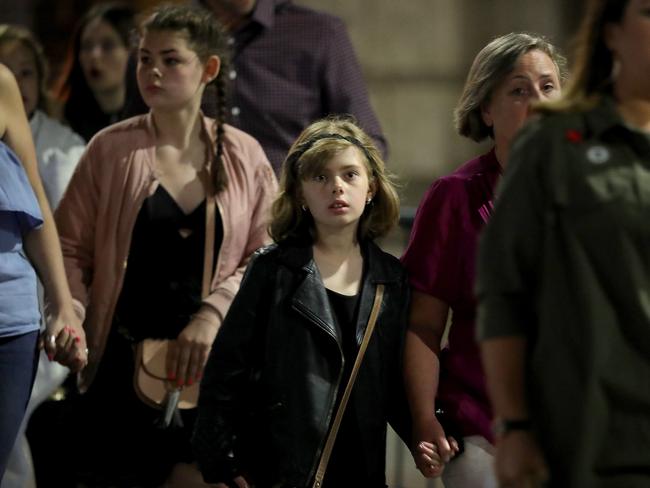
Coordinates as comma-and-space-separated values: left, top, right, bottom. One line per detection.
402, 149, 501, 442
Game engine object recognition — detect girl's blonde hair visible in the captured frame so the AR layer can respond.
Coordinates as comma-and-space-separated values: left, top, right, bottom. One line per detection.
271, 117, 400, 243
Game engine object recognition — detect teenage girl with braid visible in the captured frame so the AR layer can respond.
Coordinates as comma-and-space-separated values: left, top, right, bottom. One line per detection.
55, 5, 277, 486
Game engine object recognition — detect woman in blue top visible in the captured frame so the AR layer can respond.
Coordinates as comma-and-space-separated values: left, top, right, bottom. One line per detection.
0, 64, 87, 481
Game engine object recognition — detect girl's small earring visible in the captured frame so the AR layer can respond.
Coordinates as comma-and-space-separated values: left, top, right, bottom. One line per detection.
301, 204, 308, 211
366, 197, 372, 205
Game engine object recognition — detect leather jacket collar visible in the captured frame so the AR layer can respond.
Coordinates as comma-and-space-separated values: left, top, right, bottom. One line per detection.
274, 240, 402, 348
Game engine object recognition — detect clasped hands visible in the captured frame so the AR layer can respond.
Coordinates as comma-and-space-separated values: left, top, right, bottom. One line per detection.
412, 416, 460, 478
41, 312, 87, 372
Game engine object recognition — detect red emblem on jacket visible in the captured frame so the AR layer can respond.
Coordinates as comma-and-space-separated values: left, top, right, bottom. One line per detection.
565, 129, 582, 143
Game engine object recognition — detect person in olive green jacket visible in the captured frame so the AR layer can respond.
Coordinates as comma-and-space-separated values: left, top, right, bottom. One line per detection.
477, 0, 650, 487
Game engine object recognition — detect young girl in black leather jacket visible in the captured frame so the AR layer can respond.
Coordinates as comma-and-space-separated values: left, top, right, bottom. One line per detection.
193, 117, 418, 488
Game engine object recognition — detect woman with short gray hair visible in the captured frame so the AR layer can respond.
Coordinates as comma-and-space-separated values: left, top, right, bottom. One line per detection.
401, 32, 565, 487
455, 31, 566, 162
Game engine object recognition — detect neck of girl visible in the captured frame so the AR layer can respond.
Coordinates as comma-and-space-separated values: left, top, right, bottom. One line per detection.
314, 224, 360, 256
313, 225, 363, 295
94, 85, 126, 116
151, 102, 203, 149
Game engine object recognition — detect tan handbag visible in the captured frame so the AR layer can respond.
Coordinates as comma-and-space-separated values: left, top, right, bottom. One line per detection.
133, 169, 216, 412
311, 284, 385, 488
133, 338, 200, 409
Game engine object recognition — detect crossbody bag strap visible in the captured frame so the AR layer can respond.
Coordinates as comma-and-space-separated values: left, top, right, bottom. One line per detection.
202, 189, 216, 299
200, 167, 216, 299
311, 284, 385, 488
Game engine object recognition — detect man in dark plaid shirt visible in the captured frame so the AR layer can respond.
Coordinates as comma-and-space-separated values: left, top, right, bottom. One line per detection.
199, 0, 387, 174
124, 0, 387, 175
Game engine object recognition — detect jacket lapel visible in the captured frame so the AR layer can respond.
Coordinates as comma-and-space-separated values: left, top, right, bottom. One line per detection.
292, 262, 340, 343
281, 244, 340, 345
281, 240, 401, 348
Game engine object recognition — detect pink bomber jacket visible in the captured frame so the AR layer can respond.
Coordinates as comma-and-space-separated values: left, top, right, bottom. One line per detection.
55, 114, 278, 390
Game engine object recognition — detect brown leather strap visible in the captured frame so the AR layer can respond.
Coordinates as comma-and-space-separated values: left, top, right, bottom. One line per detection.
311, 284, 385, 488
199, 160, 216, 299
202, 186, 216, 299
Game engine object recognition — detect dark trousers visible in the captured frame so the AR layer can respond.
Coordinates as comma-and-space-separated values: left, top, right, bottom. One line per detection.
0, 330, 38, 481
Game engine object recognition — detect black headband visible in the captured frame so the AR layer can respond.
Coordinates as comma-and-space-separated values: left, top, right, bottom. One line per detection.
287, 133, 374, 172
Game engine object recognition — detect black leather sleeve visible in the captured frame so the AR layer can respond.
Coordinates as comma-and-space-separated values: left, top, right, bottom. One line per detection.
386, 271, 413, 448
192, 249, 273, 483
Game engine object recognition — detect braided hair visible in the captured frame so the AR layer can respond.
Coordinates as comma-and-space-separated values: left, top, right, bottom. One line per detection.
140, 4, 231, 191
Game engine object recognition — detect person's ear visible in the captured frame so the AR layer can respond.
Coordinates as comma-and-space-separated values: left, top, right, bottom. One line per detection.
481, 102, 494, 128
367, 179, 377, 201
203, 55, 221, 83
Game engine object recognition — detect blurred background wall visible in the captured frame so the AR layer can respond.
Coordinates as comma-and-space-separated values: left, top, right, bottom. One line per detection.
0, 1, 586, 486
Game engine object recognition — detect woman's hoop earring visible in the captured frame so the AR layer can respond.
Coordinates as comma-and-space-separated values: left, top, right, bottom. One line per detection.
301, 204, 308, 212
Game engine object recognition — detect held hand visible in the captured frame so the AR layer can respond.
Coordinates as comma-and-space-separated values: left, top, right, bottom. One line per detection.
41, 310, 87, 372
412, 416, 459, 478
495, 431, 549, 488
413, 441, 444, 478
167, 315, 218, 387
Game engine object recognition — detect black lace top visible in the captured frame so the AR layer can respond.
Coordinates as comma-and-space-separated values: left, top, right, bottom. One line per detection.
114, 184, 223, 341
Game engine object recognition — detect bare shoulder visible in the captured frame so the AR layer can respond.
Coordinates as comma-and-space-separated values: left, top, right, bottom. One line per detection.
0, 64, 23, 138
0, 63, 15, 86
0, 64, 19, 103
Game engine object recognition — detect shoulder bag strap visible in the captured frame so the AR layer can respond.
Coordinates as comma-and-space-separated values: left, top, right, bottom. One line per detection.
200, 165, 216, 299
202, 188, 216, 299
311, 284, 385, 488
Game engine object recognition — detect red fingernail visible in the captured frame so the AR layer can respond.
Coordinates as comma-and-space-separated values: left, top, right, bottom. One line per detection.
168, 372, 176, 380
47, 354, 53, 361
177, 379, 185, 386
187, 378, 194, 386
75, 336, 80, 343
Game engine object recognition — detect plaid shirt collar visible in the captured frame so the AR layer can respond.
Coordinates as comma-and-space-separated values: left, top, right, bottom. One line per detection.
249, 0, 287, 29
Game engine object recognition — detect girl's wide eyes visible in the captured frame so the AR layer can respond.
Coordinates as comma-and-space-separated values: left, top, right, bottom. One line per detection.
310, 171, 361, 182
